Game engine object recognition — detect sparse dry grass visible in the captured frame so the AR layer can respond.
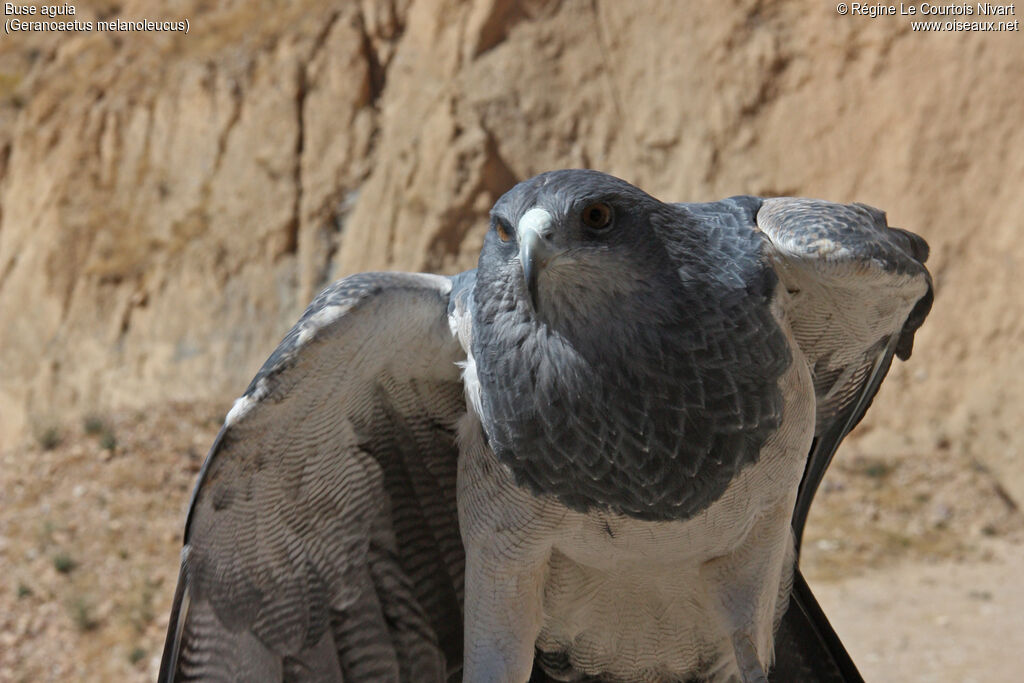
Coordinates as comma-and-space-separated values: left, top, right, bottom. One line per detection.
802, 440, 1024, 581
1, 400, 1021, 681
0, 401, 222, 682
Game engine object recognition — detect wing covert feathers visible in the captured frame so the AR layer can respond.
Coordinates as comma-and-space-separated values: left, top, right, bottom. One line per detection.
160, 272, 468, 683
757, 198, 932, 364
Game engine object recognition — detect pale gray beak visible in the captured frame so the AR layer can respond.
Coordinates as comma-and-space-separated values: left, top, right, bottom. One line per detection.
519, 226, 551, 310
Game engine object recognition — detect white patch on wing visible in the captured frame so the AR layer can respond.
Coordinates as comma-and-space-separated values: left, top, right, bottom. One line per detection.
447, 307, 461, 340
295, 325, 315, 346
293, 301, 360, 347
224, 377, 270, 426
458, 350, 484, 418
306, 304, 347, 330
518, 207, 553, 240
447, 284, 478, 413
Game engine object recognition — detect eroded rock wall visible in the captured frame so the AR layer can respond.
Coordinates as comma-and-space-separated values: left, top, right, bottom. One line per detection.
0, 0, 1021, 494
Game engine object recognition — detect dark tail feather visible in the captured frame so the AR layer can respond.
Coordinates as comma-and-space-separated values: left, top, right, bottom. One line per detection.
770, 568, 864, 683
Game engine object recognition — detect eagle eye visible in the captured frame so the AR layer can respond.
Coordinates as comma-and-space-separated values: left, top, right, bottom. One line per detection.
495, 221, 512, 242
581, 202, 613, 230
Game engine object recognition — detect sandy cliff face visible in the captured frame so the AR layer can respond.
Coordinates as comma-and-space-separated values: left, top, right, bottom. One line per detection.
0, 0, 1021, 493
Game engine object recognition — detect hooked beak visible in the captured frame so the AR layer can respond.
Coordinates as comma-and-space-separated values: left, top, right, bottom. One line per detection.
519, 226, 551, 310
516, 207, 561, 310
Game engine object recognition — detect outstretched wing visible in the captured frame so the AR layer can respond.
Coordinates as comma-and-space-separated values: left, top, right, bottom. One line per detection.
159, 272, 469, 683
757, 198, 932, 549
758, 198, 932, 682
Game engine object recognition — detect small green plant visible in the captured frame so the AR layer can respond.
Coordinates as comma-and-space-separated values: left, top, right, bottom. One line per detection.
53, 552, 77, 574
83, 415, 107, 436
854, 457, 896, 481
863, 462, 892, 479
37, 425, 62, 451
69, 597, 99, 632
16, 583, 32, 599
128, 646, 147, 665
100, 430, 117, 452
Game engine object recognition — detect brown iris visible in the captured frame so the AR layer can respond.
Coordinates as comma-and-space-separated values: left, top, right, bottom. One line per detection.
496, 222, 512, 242
581, 202, 612, 229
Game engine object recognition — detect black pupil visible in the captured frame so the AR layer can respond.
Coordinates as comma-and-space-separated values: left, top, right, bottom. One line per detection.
587, 206, 607, 226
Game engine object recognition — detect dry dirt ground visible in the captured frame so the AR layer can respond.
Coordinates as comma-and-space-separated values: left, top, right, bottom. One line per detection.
1, 403, 1021, 682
